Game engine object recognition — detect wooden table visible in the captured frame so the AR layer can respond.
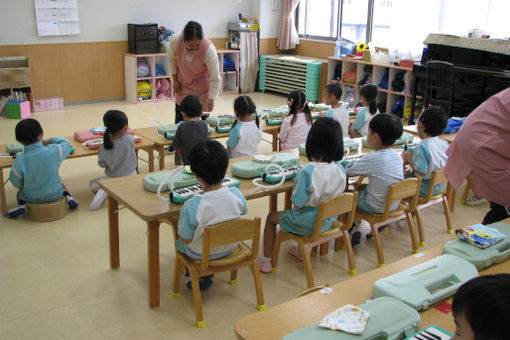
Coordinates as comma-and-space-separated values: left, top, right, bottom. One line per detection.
234, 218, 510, 339
99, 151, 300, 307
0, 136, 155, 217
403, 125, 457, 144
134, 125, 281, 171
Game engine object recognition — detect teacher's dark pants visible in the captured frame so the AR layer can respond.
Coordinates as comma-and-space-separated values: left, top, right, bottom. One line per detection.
482, 202, 510, 225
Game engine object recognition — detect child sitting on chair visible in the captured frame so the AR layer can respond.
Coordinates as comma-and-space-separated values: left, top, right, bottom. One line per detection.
452, 274, 510, 340
279, 90, 313, 150
402, 106, 448, 197
176, 140, 248, 290
173, 95, 210, 166
321, 83, 349, 138
89, 110, 138, 210
8, 118, 78, 218
349, 84, 379, 138
226, 95, 262, 158
258, 118, 346, 273
345, 113, 404, 214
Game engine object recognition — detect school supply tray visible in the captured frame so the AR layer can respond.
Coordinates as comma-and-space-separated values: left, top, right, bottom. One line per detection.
362, 132, 414, 149
262, 164, 306, 183
298, 138, 360, 156
143, 168, 198, 192
443, 222, 510, 270
169, 177, 240, 204
205, 114, 236, 127
74, 128, 135, 142
282, 297, 420, 340
231, 153, 300, 179
371, 254, 478, 310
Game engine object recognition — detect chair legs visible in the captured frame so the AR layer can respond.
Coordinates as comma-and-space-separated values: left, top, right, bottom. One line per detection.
188, 267, 205, 328
405, 212, 419, 254
230, 269, 238, 284
172, 257, 183, 297
414, 209, 426, 247
369, 222, 385, 267
299, 241, 315, 288
342, 228, 356, 275
442, 196, 453, 234
251, 259, 266, 311
271, 232, 285, 271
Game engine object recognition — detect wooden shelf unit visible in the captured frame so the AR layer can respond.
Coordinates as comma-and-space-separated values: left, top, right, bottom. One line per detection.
217, 49, 240, 94
327, 57, 414, 115
124, 53, 174, 104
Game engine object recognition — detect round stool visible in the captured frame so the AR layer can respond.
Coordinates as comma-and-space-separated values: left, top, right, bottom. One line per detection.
27, 197, 67, 222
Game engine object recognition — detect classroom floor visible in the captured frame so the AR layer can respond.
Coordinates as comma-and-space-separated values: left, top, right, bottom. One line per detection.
0, 93, 488, 339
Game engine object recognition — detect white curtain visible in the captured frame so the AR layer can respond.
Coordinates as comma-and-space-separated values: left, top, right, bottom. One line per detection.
240, 32, 259, 93
277, 0, 300, 50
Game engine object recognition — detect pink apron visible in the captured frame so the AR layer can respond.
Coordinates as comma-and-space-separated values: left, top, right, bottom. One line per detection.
444, 87, 510, 206
175, 34, 211, 108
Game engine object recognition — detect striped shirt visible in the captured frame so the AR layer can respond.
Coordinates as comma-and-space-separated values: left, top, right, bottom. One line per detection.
345, 148, 404, 212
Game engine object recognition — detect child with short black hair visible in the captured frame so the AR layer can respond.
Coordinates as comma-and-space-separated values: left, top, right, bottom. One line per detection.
345, 113, 404, 214
89, 110, 138, 210
226, 95, 262, 158
350, 84, 379, 137
176, 140, 248, 289
402, 106, 449, 196
259, 118, 346, 273
173, 95, 209, 165
279, 90, 313, 150
321, 83, 349, 138
8, 118, 78, 218
452, 274, 510, 340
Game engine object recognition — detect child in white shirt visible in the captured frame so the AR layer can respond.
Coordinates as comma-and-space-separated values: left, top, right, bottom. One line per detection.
350, 84, 379, 137
226, 95, 262, 158
279, 90, 313, 150
321, 83, 349, 138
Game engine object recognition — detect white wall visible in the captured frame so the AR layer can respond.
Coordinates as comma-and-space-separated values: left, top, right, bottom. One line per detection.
0, 0, 253, 45
256, 0, 282, 39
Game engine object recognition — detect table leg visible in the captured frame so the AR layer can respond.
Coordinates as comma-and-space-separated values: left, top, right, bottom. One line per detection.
158, 146, 165, 170
284, 190, 292, 210
147, 220, 160, 307
269, 194, 278, 213
0, 168, 6, 217
147, 147, 155, 172
108, 196, 120, 268
272, 132, 278, 152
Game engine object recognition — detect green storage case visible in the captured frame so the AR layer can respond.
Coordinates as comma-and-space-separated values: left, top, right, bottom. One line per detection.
282, 297, 420, 340
231, 153, 300, 179
372, 254, 478, 310
156, 124, 179, 137
143, 169, 198, 192
309, 103, 330, 112
362, 132, 414, 149
6, 142, 24, 154
443, 222, 510, 270
299, 138, 359, 156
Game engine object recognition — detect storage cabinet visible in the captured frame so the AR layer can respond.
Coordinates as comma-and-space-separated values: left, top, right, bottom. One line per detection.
124, 53, 174, 104
0, 56, 33, 114
327, 57, 414, 116
217, 49, 240, 94
128, 24, 159, 54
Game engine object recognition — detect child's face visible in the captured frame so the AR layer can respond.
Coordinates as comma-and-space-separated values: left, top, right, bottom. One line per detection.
453, 313, 475, 340
322, 90, 336, 106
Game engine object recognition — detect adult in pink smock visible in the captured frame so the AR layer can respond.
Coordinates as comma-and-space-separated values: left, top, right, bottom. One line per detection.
444, 87, 510, 224
168, 21, 220, 123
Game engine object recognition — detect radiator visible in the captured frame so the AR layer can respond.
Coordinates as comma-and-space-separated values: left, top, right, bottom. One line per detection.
259, 55, 325, 103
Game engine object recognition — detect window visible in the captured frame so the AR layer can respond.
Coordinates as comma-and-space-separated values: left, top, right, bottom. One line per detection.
339, 0, 369, 43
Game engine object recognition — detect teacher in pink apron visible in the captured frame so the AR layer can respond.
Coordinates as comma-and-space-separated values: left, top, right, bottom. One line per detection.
168, 21, 220, 123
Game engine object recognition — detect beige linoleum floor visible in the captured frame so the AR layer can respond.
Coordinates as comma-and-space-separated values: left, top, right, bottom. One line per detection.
0, 93, 487, 339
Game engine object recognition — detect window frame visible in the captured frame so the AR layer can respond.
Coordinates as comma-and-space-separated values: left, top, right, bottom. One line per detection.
296, 0, 375, 43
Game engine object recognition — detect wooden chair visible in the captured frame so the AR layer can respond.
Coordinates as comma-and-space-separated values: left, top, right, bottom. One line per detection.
424, 60, 455, 115
271, 192, 358, 288
412, 168, 453, 247
172, 217, 265, 328
355, 178, 421, 267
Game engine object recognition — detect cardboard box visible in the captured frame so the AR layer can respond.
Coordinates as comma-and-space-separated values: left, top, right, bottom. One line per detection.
0, 57, 31, 90
34, 97, 64, 112
6, 100, 31, 119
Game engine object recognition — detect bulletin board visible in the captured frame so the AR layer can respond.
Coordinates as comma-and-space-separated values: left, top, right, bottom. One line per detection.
34, 0, 80, 36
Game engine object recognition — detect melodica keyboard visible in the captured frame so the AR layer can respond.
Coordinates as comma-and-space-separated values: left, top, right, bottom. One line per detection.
169, 177, 240, 204
262, 164, 306, 183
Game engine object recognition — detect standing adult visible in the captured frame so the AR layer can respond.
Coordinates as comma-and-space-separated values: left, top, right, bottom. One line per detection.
444, 87, 510, 224
168, 21, 220, 123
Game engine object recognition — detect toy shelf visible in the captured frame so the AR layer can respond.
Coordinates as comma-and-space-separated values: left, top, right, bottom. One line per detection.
327, 57, 416, 117
217, 49, 240, 94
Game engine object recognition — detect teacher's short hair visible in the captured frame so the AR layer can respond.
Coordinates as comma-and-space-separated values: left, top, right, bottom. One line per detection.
181, 95, 202, 118
183, 21, 203, 41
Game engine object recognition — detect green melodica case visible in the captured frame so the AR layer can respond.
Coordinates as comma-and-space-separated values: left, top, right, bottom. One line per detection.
372, 254, 478, 310
282, 297, 420, 340
257, 105, 289, 117
6, 142, 24, 154
156, 124, 178, 137
362, 132, 414, 149
205, 115, 236, 127
299, 138, 359, 156
443, 222, 510, 270
143, 168, 198, 192
231, 153, 300, 179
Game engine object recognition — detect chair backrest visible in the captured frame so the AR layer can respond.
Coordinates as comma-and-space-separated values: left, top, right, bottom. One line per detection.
422, 167, 448, 201
312, 192, 358, 240
381, 178, 421, 218
200, 217, 261, 270
425, 60, 455, 114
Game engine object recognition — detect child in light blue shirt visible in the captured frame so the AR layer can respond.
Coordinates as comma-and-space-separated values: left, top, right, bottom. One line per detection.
8, 119, 78, 218
226, 95, 262, 158
402, 106, 449, 196
259, 117, 347, 273
350, 84, 379, 137
176, 140, 248, 290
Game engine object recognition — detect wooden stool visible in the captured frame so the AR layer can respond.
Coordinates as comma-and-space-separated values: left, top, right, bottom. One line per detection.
27, 198, 67, 222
